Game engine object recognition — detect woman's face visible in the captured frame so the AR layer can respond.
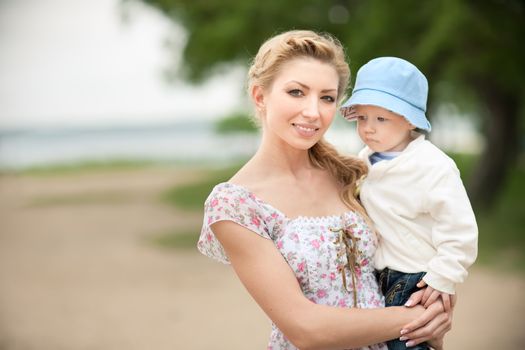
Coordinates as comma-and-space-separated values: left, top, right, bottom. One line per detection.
257, 58, 339, 151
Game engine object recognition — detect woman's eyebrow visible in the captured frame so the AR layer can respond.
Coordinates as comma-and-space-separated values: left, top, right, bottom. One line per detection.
287, 80, 337, 93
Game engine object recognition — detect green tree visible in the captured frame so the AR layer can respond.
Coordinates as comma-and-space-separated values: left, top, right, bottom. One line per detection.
137, 0, 524, 208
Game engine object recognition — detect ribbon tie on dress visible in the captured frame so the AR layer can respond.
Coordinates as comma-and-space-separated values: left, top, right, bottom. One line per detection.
330, 216, 363, 308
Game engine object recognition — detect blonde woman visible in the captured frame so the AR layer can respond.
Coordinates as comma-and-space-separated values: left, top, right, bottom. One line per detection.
198, 30, 451, 350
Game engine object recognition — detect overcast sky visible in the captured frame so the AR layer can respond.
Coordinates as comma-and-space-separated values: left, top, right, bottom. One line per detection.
0, 0, 245, 130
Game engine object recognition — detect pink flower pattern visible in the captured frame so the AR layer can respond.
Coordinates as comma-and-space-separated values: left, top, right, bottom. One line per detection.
198, 182, 386, 350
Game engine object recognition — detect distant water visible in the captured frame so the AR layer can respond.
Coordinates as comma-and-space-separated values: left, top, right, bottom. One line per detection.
0, 121, 260, 170
0, 116, 481, 170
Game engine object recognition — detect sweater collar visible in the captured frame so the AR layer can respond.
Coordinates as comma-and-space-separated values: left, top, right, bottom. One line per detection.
362, 134, 426, 161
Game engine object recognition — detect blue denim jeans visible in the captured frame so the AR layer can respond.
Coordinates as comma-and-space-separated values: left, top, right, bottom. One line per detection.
376, 268, 429, 350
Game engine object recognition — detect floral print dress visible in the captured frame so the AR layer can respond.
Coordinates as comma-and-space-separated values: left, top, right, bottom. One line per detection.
198, 182, 387, 350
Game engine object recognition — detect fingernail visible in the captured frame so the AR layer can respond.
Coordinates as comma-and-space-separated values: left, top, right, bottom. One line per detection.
404, 300, 412, 307
400, 329, 408, 335
406, 341, 415, 347
399, 336, 408, 341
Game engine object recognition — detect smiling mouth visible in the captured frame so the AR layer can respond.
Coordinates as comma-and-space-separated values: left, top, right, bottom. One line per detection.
292, 123, 320, 137
292, 123, 320, 132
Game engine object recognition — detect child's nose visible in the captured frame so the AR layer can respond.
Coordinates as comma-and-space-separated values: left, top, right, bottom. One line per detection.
364, 122, 375, 133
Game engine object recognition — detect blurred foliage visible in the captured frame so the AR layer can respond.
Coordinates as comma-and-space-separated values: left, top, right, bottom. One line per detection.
215, 112, 258, 134
136, 0, 524, 88
475, 163, 525, 271
136, 0, 525, 209
453, 153, 525, 270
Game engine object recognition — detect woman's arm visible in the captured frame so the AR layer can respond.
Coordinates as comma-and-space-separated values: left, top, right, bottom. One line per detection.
213, 220, 435, 350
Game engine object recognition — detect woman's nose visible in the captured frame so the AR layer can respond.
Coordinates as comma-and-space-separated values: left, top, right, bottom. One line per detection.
302, 98, 320, 119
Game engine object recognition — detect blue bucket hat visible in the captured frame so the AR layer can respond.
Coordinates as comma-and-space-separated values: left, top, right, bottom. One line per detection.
340, 57, 431, 132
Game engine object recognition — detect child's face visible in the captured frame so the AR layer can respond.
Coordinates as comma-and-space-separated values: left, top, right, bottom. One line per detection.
354, 105, 415, 152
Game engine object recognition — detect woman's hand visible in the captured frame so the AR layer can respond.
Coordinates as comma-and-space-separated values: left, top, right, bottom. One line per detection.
427, 336, 444, 350
399, 289, 454, 347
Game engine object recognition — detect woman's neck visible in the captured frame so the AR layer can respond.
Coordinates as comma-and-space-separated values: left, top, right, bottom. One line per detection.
252, 138, 316, 179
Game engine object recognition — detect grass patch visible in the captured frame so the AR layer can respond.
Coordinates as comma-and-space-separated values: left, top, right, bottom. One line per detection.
28, 191, 134, 207
161, 164, 242, 211
150, 229, 200, 250
14, 159, 157, 176
155, 164, 242, 250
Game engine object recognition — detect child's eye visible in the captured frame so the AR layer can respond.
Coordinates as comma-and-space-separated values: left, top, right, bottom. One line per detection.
357, 115, 367, 121
288, 89, 304, 97
322, 95, 336, 103
377, 116, 387, 122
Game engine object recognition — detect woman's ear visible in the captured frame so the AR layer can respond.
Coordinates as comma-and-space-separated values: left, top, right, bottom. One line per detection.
251, 85, 265, 112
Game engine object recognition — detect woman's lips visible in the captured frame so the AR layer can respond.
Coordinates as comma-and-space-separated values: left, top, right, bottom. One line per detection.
292, 123, 319, 137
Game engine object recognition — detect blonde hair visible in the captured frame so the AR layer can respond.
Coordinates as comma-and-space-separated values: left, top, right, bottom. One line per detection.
248, 30, 349, 102
247, 30, 369, 217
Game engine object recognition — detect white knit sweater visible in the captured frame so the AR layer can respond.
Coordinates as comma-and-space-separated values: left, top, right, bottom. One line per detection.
358, 135, 478, 294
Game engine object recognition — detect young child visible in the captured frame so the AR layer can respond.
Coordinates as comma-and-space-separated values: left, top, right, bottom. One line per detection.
340, 57, 478, 350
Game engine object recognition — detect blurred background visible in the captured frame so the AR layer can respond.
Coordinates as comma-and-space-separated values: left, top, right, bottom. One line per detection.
0, 0, 524, 349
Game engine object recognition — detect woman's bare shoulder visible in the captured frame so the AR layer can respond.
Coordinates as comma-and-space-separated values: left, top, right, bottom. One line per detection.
229, 162, 273, 191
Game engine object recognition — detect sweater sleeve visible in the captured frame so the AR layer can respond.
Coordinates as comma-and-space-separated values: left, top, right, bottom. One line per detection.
422, 165, 478, 294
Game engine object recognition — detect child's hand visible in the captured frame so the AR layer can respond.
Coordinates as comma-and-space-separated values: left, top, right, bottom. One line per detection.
416, 280, 454, 312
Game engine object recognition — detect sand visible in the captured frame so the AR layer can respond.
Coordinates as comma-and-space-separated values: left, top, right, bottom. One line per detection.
0, 167, 523, 349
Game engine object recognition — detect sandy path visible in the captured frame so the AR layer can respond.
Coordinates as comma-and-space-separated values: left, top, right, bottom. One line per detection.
0, 167, 523, 349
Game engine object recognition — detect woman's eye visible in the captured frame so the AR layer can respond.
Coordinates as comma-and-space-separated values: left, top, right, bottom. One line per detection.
356, 115, 366, 121
288, 89, 303, 97
322, 95, 336, 103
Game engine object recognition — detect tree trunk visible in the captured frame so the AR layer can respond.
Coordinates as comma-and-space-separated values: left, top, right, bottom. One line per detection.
468, 83, 520, 209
